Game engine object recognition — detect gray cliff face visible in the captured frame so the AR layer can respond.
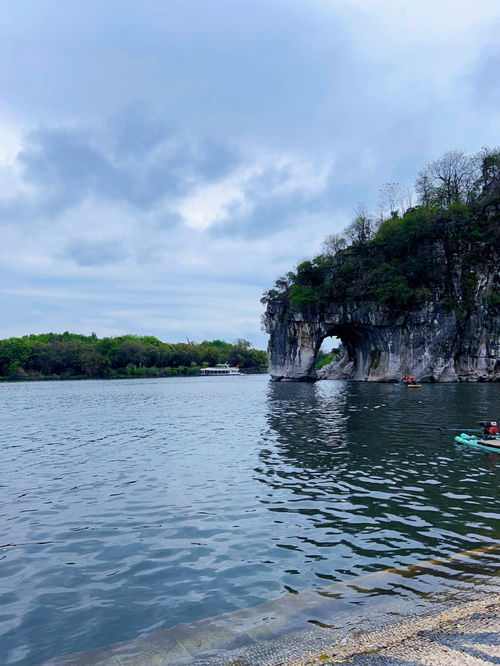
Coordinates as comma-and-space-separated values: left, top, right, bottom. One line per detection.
264, 218, 500, 387
264, 172, 500, 383
265, 299, 499, 382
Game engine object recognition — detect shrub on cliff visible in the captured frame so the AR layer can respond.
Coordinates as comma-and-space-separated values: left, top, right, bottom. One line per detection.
263, 148, 499, 312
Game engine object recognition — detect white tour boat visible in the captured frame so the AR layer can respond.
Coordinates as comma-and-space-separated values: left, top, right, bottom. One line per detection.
199, 363, 243, 376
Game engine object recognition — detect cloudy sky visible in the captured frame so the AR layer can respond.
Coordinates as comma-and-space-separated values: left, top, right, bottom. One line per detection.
0, 0, 498, 348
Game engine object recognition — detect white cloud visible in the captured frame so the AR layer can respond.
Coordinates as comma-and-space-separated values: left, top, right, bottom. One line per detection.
176, 170, 250, 230
0, 0, 498, 346
0, 122, 22, 163
176, 151, 331, 231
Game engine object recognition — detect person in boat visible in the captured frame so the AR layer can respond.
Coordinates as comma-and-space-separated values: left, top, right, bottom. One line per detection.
402, 374, 409, 385
483, 421, 499, 438
409, 375, 416, 385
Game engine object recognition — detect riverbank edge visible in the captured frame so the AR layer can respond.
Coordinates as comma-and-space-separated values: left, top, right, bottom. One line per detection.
0, 369, 268, 383
38, 555, 499, 666
291, 594, 500, 665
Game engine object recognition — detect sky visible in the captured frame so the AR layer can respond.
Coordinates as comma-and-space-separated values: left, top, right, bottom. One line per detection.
0, 0, 498, 349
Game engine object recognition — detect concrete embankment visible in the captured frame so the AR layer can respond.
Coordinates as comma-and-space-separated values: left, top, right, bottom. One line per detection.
41, 545, 500, 665
295, 596, 500, 665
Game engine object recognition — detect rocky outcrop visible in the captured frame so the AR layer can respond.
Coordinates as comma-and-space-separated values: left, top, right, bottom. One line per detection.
264, 192, 500, 382
265, 298, 499, 382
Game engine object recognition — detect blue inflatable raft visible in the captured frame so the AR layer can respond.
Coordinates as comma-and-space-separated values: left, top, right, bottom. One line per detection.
454, 432, 500, 453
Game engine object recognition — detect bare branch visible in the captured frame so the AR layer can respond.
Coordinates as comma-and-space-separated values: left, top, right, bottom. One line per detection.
378, 182, 401, 218
321, 233, 347, 256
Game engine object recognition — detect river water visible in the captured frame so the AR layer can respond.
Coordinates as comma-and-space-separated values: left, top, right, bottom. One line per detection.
1, 376, 499, 664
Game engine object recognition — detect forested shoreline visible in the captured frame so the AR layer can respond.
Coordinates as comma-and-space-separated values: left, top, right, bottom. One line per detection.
0, 333, 268, 381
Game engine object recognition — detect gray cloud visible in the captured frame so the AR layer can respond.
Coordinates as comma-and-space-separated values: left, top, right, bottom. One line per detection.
194, 138, 241, 182
107, 104, 174, 159
470, 43, 500, 109
213, 189, 326, 240
4, 113, 243, 219
19, 127, 126, 213
0, 0, 499, 347
65, 240, 127, 267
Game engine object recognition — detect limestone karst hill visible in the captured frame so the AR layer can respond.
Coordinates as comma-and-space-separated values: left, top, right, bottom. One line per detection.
263, 151, 499, 382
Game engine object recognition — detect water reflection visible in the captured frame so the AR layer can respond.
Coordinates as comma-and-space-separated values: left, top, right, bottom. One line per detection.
262, 380, 349, 471
256, 380, 500, 589
0, 377, 498, 664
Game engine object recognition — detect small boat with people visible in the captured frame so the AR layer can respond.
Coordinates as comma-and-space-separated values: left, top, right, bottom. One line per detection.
403, 374, 420, 387
454, 421, 499, 453
396, 374, 421, 388
199, 363, 243, 376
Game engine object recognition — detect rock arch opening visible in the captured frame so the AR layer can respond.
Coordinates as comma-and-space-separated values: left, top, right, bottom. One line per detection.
265, 296, 497, 382
316, 335, 342, 370
315, 324, 382, 381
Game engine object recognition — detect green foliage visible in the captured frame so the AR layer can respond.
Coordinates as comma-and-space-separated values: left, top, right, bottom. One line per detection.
288, 284, 317, 307
315, 345, 342, 369
315, 355, 336, 369
370, 349, 381, 370
441, 294, 455, 310
266, 195, 496, 311
0, 338, 32, 376
368, 263, 413, 308
0, 334, 268, 381
375, 215, 404, 239
264, 148, 499, 313
485, 290, 500, 307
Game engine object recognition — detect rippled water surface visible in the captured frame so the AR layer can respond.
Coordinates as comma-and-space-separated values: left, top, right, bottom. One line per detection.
1, 376, 499, 664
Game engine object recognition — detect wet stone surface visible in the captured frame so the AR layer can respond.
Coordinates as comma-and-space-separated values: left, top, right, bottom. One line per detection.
302, 599, 500, 666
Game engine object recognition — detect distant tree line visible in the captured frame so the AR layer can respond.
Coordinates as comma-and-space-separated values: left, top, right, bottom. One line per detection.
0, 333, 268, 381
262, 147, 499, 311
